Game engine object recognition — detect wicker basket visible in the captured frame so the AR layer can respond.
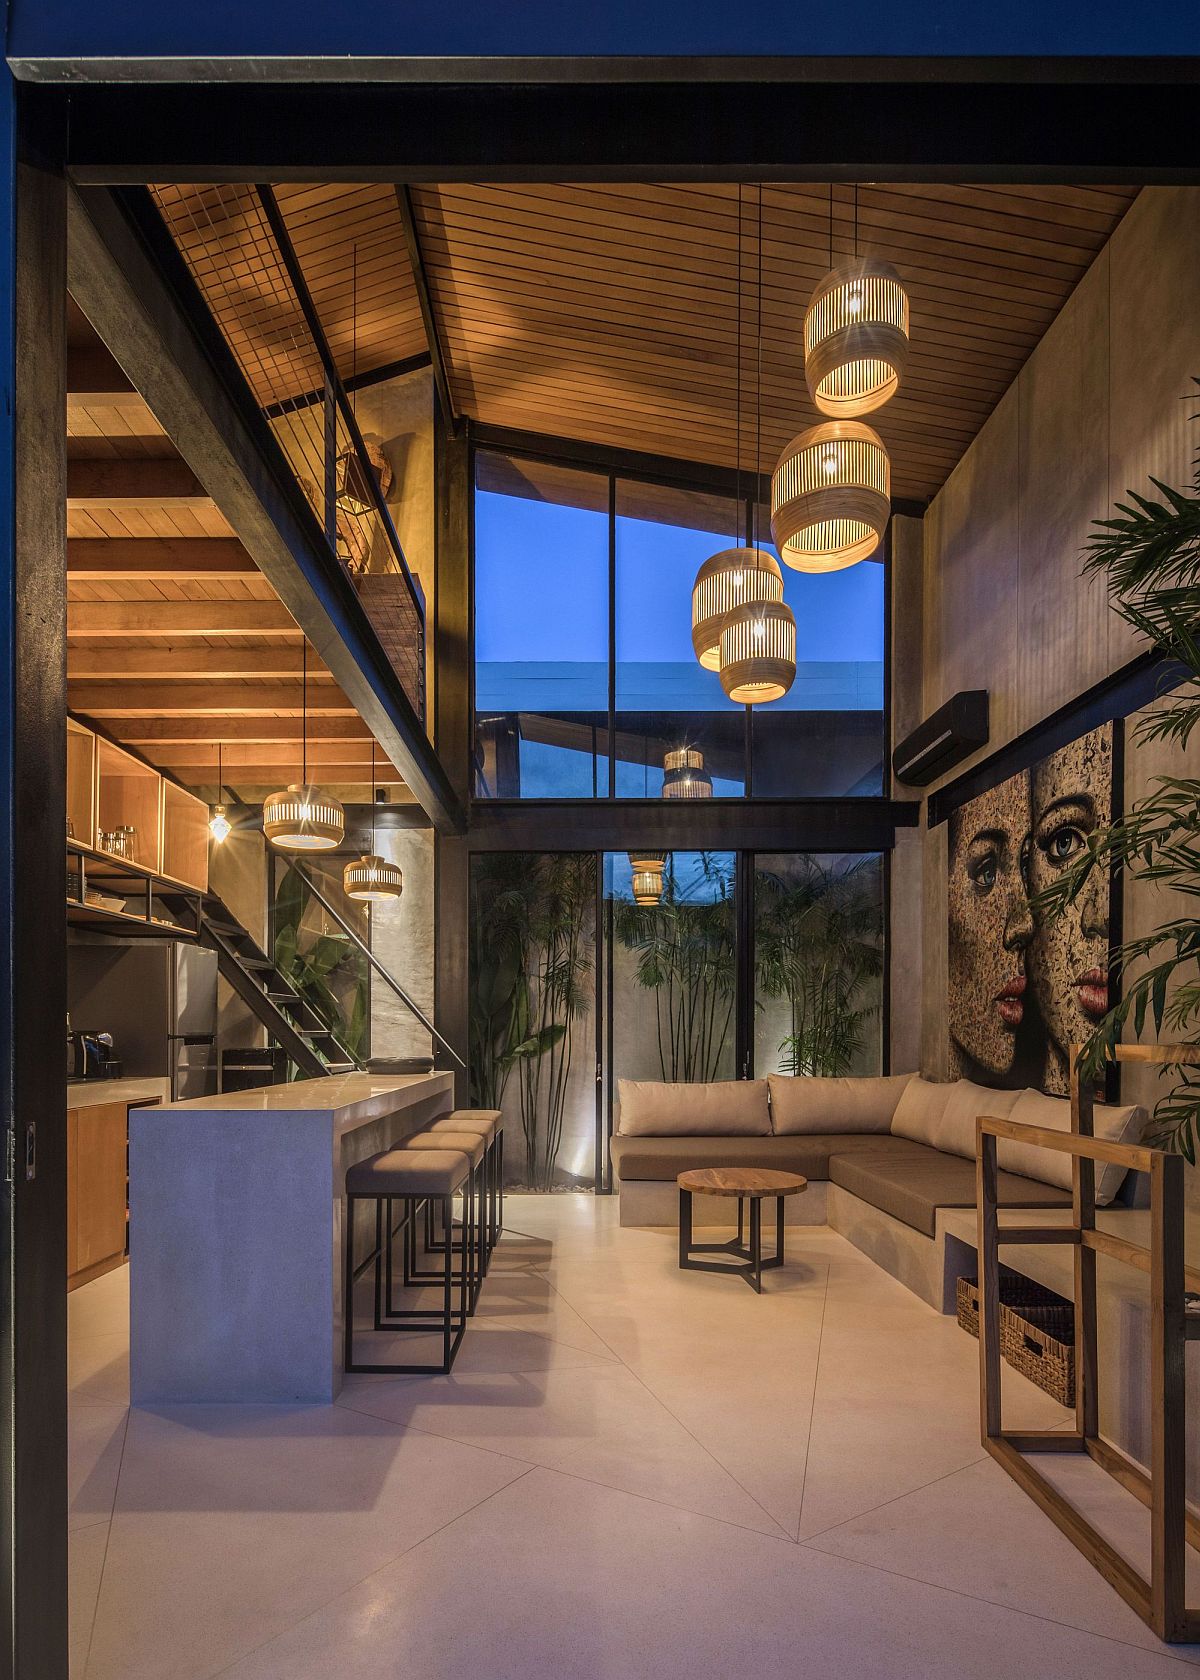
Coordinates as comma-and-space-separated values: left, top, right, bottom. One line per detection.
957, 1272, 1076, 1408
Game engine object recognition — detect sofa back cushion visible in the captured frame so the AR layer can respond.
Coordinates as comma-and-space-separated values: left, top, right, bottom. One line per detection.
933, 1080, 1022, 1159
616, 1078, 771, 1138
768, 1072, 915, 1136
1004, 1089, 1146, 1204
889, 1077, 954, 1148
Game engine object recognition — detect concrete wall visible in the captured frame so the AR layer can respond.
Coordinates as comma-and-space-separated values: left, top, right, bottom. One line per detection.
891, 185, 1200, 1203
367, 822, 436, 1062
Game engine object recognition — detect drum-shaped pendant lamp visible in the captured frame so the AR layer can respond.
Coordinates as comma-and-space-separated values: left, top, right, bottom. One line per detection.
627, 848, 666, 876
691, 548, 784, 671
804, 259, 909, 418
344, 852, 404, 903
661, 747, 713, 800
262, 784, 345, 851
718, 600, 797, 705
770, 420, 890, 572
631, 869, 665, 907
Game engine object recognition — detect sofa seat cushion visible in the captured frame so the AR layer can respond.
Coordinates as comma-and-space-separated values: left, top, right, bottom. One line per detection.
829, 1145, 1072, 1238
768, 1072, 915, 1135
616, 1078, 770, 1137
611, 1131, 930, 1184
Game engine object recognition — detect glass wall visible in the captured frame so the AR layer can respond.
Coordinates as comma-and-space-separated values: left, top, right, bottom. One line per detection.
468, 852, 598, 1190
605, 851, 737, 1090
473, 449, 886, 799
614, 483, 744, 797
753, 852, 885, 1078
474, 453, 609, 798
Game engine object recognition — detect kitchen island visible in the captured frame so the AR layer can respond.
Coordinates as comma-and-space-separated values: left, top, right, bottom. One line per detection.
128, 1071, 454, 1403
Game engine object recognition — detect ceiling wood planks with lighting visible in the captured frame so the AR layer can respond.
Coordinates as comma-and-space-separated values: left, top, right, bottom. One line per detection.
65, 300, 412, 798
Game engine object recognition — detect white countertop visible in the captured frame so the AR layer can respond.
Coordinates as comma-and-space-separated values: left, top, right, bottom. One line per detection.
67, 1077, 170, 1111
155, 1071, 453, 1133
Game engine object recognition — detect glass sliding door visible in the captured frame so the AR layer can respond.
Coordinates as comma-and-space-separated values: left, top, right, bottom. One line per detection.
468, 852, 599, 1190
753, 852, 885, 1078
605, 850, 737, 1090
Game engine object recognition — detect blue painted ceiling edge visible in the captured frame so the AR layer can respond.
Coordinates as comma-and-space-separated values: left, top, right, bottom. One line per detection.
7, 0, 1200, 73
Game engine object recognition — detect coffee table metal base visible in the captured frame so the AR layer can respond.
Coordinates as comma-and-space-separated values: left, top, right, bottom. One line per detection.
678, 1191, 784, 1294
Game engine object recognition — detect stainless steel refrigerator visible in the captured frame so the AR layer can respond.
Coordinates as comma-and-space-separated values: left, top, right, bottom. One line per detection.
67, 940, 219, 1101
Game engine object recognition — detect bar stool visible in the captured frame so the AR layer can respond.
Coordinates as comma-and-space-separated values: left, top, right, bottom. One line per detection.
402, 1130, 489, 1308
343, 1147, 471, 1375
426, 1110, 504, 1255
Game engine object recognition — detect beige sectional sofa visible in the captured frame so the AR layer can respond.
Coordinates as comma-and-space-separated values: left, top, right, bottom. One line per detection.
611, 1073, 1147, 1308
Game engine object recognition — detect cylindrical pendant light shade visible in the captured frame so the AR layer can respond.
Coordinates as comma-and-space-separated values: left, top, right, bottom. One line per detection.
804, 260, 909, 418
771, 421, 890, 572
627, 848, 666, 875
631, 869, 664, 906
343, 853, 404, 902
661, 747, 713, 800
691, 548, 784, 671
718, 600, 797, 705
262, 784, 345, 851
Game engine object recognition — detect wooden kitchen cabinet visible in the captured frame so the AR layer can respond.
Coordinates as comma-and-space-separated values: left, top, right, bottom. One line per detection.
67, 1101, 129, 1290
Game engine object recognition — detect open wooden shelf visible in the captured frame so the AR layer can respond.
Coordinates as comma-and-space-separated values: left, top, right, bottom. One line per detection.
96, 737, 163, 874
161, 781, 210, 893
67, 841, 201, 940
67, 718, 97, 849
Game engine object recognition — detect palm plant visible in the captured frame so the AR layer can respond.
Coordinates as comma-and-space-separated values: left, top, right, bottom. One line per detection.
613, 853, 735, 1082
755, 856, 884, 1076
272, 864, 369, 1066
469, 853, 595, 1190
1034, 389, 1200, 1158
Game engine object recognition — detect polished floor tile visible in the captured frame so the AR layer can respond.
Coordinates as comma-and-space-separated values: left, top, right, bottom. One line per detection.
68, 1197, 1199, 1678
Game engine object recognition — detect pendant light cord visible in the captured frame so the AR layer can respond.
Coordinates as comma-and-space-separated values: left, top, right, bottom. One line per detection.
854, 183, 859, 259
754, 184, 763, 552
301, 639, 308, 785
370, 739, 376, 852
217, 741, 223, 805
828, 183, 834, 268
734, 185, 742, 546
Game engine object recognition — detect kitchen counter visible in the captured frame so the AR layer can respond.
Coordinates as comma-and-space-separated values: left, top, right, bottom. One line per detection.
128, 1071, 454, 1403
67, 1076, 170, 1111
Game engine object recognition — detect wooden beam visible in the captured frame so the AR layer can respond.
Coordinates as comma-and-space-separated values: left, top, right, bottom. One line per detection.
68, 681, 355, 715
167, 760, 404, 782
155, 740, 389, 768
67, 600, 298, 637
67, 537, 256, 578
115, 716, 372, 743
66, 340, 131, 395
67, 647, 324, 679
66, 457, 207, 504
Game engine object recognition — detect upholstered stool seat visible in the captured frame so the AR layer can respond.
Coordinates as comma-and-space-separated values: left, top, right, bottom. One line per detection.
428, 1110, 502, 1140
404, 1130, 487, 1169
426, 1109, 504, 1258
343, 1147, 473, 1376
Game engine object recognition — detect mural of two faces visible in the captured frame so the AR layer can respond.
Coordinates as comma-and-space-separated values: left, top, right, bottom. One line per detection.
947, 722, 1115, 1096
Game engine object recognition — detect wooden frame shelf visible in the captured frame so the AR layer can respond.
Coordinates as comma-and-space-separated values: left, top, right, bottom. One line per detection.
976, 1042, 1200, 1645
67, 840, 201, 940
95, 735, 163, 875
67, 717, 97, 848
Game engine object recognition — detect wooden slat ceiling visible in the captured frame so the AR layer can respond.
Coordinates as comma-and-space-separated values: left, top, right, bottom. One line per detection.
152, 180, 1137, 505
65, 303, 408, 798
415, 182, 1139, 504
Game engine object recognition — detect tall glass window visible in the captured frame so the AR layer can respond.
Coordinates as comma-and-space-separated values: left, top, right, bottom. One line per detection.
614, 482, 744, 797
474, 453, 609, 797
753, 852, 885, 1077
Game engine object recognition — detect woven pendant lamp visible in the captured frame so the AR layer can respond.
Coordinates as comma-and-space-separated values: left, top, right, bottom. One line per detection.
661, 747, 713, 800
691, 548, 783, 671
631, 869, 664, 907
718, 600, 797, 705
805, 259, 909, 418
263, 641, 345, 851
770, 419, 890, 572
627, 848, 666, 875
344, 743, 404, 902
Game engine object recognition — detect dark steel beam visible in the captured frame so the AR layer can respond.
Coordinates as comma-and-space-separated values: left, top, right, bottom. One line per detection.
394, 186, 459, 432
465, 798, 918, 854
1, 81, 70, 1680
261, 351, 431, 420
52, 77, 1200, 186
66, 183, 465, 833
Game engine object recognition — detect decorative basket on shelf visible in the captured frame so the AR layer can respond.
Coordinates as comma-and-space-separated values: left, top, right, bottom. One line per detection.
956, 1271, 1076, 1408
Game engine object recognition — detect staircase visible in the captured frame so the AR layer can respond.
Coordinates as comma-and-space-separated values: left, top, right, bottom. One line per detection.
165, 887, 364, 1079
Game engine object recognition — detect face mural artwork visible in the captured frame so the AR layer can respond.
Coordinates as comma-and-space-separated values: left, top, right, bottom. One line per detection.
946, 722, 1115, 1094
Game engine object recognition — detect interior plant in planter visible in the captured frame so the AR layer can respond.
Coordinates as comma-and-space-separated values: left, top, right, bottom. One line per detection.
754, 854, 884, 1076
613, 852, 735, 1082
1035, 392, 1200, 1159
272, 862, 369, 1068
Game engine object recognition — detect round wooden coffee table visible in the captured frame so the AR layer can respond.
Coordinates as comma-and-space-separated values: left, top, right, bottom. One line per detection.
677, 1168, 808, 1293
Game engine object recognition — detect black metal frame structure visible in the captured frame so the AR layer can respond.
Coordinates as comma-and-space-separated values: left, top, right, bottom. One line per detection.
3, 45, 1200, 1680
678, 1183, 787, 1294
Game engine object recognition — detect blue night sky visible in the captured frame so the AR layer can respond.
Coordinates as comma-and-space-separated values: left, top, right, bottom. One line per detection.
474, 488, 884, 716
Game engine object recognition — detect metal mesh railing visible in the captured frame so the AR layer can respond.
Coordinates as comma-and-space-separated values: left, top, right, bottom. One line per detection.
150, 184, 426, 723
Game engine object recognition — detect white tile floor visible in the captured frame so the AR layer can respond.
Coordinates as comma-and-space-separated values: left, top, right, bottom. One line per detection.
69, 1195, 1200, 1678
